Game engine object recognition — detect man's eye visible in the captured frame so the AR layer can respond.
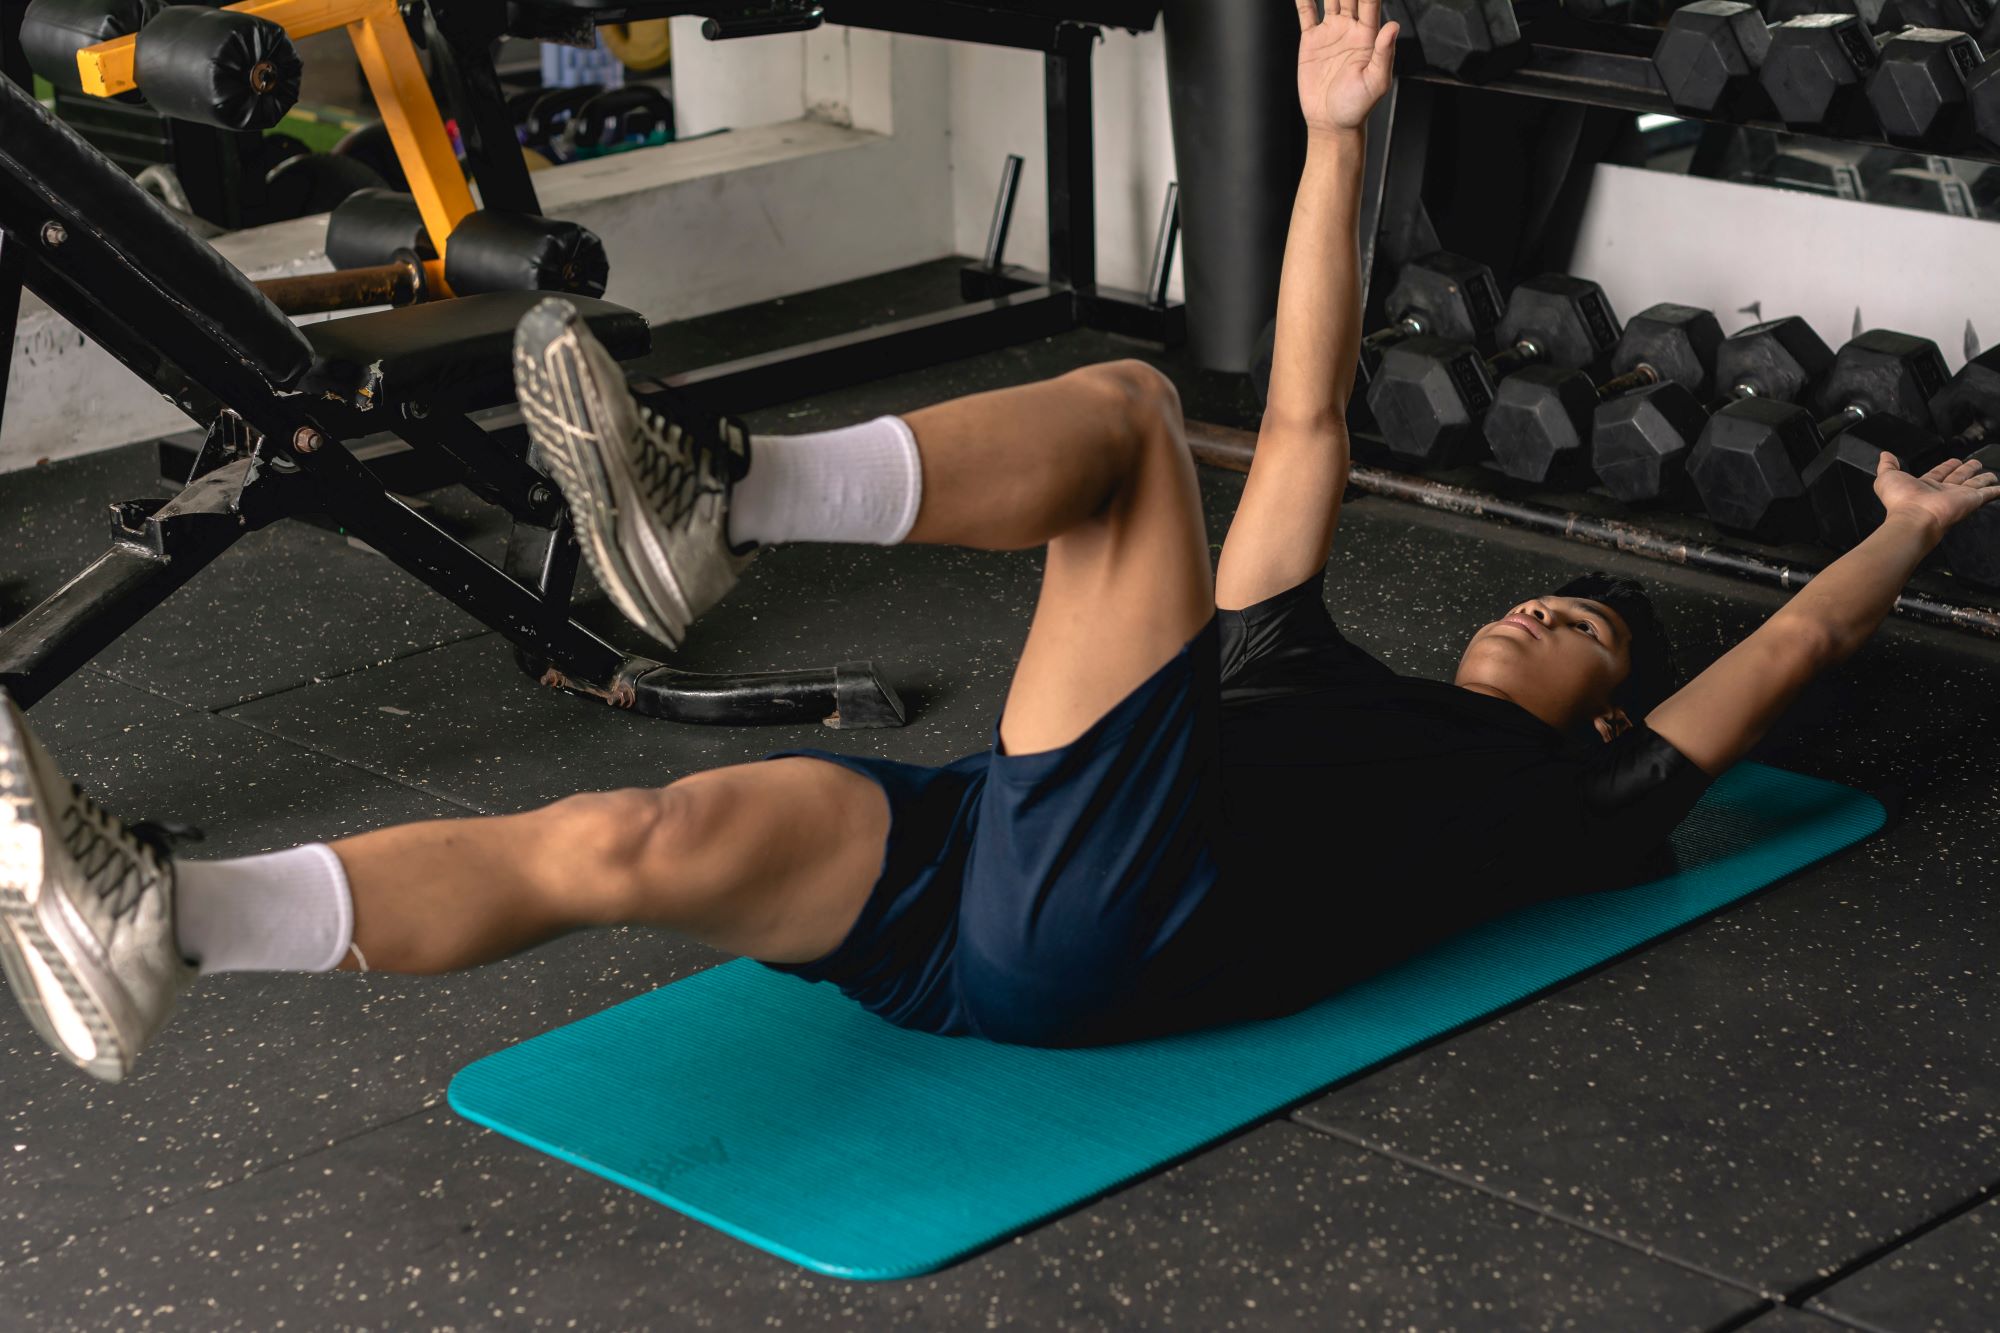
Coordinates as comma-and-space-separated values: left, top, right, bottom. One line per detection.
1576, 621, 1597, 635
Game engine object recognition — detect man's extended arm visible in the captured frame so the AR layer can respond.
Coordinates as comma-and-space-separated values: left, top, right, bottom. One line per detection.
1214, 0, 1396, 611
1648, 454, 1999, 775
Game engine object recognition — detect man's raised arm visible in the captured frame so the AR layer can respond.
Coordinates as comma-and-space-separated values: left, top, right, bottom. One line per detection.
1214, 0, 1398, 611
1648, 452, 1999, 776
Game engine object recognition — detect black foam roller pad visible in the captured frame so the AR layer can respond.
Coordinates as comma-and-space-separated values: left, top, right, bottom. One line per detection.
21, 0, 164, 96
326, 189, 439, 270
445, 211, 610, 299
134, 6, 302, 132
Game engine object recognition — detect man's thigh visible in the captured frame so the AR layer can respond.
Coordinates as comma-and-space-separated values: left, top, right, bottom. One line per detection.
904, 363, 1215, 756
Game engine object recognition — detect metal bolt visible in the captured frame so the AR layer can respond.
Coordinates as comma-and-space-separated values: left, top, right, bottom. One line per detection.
40, 221, 65, 247
405, 401, 429, 420
293, 426, 325, 455
529, 484, 553, 507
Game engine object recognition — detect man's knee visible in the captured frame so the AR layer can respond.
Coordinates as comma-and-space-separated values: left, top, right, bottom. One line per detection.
547, 780, 727, 920
1083, 359, 1184, 445
1070, 360, 1191, 505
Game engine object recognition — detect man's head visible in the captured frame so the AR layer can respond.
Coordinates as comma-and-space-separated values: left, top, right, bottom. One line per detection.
1454, 572, 1676, 743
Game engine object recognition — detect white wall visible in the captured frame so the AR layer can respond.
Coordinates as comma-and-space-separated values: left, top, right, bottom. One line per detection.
1568, 164, 1996, 376
948, 28, 1185, 301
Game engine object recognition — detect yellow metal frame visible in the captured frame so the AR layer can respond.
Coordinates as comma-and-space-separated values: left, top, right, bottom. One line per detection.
76, 0, 473, 289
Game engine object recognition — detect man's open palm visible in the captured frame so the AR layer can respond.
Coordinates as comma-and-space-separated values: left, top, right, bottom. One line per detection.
1297, 0, 1399, 135
1875, 451, 2000, 533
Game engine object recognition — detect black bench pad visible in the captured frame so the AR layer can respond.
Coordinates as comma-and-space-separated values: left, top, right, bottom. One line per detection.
298, 291, 651, 415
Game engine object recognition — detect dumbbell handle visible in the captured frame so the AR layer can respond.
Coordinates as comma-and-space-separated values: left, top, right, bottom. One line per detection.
1488, 338, 1547, 378
1817, 403, 1869, 438
1597, 363, 1664, 401
1362, 315, 1428, 353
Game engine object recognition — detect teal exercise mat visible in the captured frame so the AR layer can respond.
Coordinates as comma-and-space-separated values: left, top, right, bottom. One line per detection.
449, 762, 1883, 1280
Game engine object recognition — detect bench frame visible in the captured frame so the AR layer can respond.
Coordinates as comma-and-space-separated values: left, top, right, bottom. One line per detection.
0, 46, 903, 730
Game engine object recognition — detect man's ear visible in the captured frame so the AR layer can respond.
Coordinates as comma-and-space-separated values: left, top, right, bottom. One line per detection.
1591, 707, 1634, 744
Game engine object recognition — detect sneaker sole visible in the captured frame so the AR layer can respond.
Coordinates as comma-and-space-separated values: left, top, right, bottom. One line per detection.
0, 700, 131, 1082
515, 312, 697, 649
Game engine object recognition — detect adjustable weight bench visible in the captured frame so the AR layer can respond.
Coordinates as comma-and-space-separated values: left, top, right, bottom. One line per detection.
0, 73, 904, 729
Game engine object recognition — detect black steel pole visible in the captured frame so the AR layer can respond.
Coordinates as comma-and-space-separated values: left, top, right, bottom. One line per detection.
1160, 0, 1307, 372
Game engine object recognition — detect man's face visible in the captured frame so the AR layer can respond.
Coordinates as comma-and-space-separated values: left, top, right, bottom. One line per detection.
1454, 595, 1635, 740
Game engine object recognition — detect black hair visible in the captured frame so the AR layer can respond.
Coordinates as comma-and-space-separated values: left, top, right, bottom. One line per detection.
1553, 572, 1677, 719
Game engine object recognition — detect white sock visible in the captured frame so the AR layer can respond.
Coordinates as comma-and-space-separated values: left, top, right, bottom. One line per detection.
172, 843, 357, 974
727, 415, 924, 548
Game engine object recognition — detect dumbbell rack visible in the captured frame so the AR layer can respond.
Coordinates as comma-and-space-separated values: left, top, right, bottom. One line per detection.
1345, 13, 2000, 635
1390, 17, 2000, 166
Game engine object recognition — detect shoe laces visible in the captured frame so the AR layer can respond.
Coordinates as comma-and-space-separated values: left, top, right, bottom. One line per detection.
631, 399, 749, 532
58, 782, 196, 922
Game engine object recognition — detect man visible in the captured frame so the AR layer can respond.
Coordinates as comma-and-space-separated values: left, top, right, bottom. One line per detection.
2, 0, 1993, 1082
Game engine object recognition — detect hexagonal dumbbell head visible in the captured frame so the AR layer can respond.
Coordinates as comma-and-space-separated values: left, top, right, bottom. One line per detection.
1367, 334, 1497, 468
1929, 344, 2000, 448
1867, 29, 1981, 144
1714, 315, 1834, 403
1802, 415, 1947, 550
1611, 303, 1724, 399
1415, 0, 1524, 77
1487, 366, 1600, 484
1942, 441, 2000, 586
1494, 273, 1621, 373
1656, 1, 1774, 115
1593, 381, 1711, 504
1882, 0, 1994, 33
1361, 252, 1506, 385
1968, 51, 2000, 151
1761, 14, 1882, 131
1818, 329, 1949, 428
1688, 397, 1824, 539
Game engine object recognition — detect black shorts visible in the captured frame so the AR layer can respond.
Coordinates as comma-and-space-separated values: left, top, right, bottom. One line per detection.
762, 576, 1340, 1047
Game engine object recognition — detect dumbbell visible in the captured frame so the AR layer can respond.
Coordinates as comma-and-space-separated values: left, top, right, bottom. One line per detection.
1926, 351, 2000, 584
1655, 1, 1779, 116
1403, 0, 1532, 78
1688, 329, 1948, 541
1595, 315, 1834, 504
1865, 27, 1985, 144
1248, 252, 1504, 408
1486, 303, 1722, 486
263, 152, 387, 223
1364, 254, 1506, 385
1368, 274, 1621, 469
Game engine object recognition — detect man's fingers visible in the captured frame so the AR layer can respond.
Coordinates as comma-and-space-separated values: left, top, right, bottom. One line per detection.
1878, 451, 1902, 474
1372, 19, 1399, 73
1360, 0, 1384, 30
1922, 456, 1964, 482
1295, 0, 1321, 31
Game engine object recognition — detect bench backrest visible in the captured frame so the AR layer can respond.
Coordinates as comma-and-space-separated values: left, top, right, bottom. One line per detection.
0, 74, 314, 389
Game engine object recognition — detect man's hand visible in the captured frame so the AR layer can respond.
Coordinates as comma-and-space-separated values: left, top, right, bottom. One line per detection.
1296, 0, 1399, 136
1874, 451, 2000, 539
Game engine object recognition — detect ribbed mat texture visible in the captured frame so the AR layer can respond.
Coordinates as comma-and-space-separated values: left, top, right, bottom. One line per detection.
449, 762, 1884, 1279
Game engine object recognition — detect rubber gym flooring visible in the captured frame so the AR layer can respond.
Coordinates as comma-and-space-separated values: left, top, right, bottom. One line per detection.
3, 260, 1998, 1331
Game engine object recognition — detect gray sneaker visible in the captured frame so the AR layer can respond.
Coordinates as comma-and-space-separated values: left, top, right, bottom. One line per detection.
0, 691, 197, 1083
513, 298, 756, 650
